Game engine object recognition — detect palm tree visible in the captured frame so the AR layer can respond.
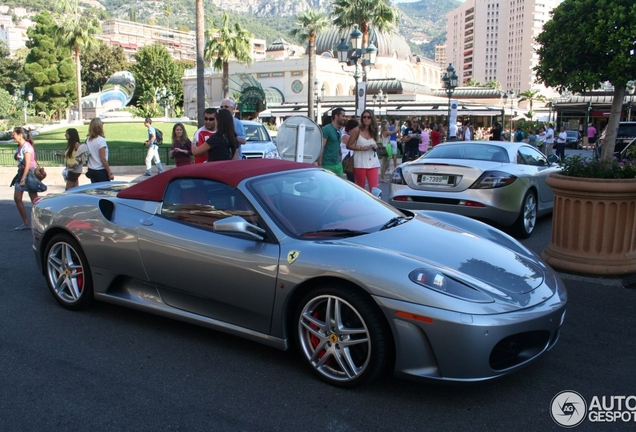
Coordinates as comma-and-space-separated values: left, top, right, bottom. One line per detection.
196, 0, 205, 126
332, 0, 399, 50
290, 10, 330, 120
205, 13, 253, 99
517, 89, 547, 121
54, 0, 101, 122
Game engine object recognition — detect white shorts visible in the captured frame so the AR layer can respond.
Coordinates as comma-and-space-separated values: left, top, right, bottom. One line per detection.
389, 140, 398, 155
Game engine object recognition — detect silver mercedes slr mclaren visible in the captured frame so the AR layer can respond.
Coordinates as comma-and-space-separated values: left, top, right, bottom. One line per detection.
32, 159, 567, 387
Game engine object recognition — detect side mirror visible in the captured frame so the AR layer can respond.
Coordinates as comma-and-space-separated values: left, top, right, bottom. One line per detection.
547, 154, 559, 164
371, 187, 382, 199
213, 216, 266, 241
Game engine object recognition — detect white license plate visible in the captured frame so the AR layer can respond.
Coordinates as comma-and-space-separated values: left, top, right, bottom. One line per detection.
417, 174, 449, 184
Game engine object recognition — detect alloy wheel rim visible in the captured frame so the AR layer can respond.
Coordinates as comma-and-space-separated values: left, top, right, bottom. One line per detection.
298, 295, 371, 383
47, 243, 85, 303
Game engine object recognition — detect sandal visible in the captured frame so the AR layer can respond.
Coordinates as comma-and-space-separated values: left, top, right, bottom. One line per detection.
14, 224, 30, 231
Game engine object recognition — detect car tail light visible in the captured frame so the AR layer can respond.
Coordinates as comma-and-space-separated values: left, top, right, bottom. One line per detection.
470, 170, 517, 189
390, 167, 407, 184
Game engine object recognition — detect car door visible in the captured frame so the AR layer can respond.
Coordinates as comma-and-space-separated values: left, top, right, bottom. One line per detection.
136, 178, 281, 334
516, 146, 556, 205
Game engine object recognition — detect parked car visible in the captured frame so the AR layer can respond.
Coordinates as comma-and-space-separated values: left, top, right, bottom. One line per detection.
598, 121, 636, 159
240, 120, 280, 159
389, 141, 561, 238
32, 159, 566, 387
565, 130, 582, 149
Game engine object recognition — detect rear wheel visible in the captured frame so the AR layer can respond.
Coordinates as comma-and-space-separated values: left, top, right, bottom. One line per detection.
44, 234, 94, 310
511, 190, 537, 238
294, 285, 390, 387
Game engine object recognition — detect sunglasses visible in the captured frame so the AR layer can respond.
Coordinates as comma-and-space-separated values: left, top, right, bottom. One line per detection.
362, 115, 372, 119
220, 105, 231, 109
204, 117, 216, 121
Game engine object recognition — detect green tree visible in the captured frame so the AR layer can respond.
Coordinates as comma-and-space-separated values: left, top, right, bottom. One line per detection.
534, 0, 636, 162
53, 0, 101, 121
332, 0, 399, 51
205, 12, 253, 99
24, 11, 76, 120
517, 89, 546, 121
164, 4, 173, 29
80, 43, 130, 95
131, 43, 184, 114
464, 78, 480, 87
290, 10, 330, 120
0, 41, 26, 95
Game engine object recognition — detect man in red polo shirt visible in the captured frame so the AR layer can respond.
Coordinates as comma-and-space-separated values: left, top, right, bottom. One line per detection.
192, 108, 217, 164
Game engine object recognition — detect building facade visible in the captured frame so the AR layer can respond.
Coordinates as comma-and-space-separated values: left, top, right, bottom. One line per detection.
445, 0, 559, 96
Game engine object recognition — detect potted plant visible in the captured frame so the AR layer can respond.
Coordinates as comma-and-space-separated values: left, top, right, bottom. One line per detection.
534, 0, 636, 275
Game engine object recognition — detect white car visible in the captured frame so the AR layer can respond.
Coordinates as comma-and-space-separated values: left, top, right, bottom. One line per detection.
241, 120, 280, 159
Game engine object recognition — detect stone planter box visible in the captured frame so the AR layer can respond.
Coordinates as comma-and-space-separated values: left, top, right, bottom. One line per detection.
541, 173, 636, 276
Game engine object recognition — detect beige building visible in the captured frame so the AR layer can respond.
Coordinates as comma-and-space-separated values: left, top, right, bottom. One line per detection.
182, 27, 445, 121
445, 0, 559, 96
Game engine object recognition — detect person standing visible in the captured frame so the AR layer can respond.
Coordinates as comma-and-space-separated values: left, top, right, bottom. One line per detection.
85, 118, 114, 183
143, 118, 164, 176
490, 122, 502, 141
11, 127, 38, 230
527, 129, 537, 148
319, 107, 347, 176
170, 123, 193, 167
419, 123, 430, 155
514, 126, 525, 142
430, 123, 442, 147
379, 120, 392, 183
544, 123, 555, 156
463, 121, 472, 141
60, 128, 82, 190
219, 98, 246, 158
388, 117, 399, 170
347, 109, 380, 190
555, 126, 568, 160
193, 108, 217, 164
587, 122, 597, 149
340, 119, 358, 182
191, 109, 238, 161
537, 126, 547, 154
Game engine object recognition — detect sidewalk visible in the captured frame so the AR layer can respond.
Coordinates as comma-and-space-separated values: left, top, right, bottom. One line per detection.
0, 165, 159, 200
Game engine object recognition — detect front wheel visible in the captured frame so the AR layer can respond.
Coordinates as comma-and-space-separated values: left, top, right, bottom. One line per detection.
44, 234, 94, 310
511, 190, 537, 239
294, 285, 390, 387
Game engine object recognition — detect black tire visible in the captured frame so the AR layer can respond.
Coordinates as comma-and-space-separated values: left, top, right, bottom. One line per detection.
294, 284, 391, 388
511, 190, 537, 239
44, 234, 94, 310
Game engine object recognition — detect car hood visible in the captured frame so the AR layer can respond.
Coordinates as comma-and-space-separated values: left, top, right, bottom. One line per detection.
346, 213, 550, 300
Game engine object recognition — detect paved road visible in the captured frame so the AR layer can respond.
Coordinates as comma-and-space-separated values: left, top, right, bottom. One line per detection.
1, 156, 634, 431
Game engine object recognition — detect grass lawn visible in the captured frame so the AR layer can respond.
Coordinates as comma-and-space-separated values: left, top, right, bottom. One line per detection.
0, 122, 201, 150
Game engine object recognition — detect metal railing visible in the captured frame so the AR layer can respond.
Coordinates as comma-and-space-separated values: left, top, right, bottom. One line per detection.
0, 147, 176, 167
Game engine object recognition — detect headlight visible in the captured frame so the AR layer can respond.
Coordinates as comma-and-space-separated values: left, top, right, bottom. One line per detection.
390, 167, 407, 184
470, 170, 517, 189
409, 268, 493, 303
264, 149, 280, 159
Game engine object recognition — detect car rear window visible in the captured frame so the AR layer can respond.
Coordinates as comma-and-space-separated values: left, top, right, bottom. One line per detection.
618, 124, 636, 138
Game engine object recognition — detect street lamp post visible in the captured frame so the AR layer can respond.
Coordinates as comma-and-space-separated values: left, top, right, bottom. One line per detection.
337, 25, 377, 117
313, 79, 325, 124
372, 89, 388, 121
442, 64, 458, 140
14, 87, 33, 124
502, 90, 515, 141
156, 86, 173, 118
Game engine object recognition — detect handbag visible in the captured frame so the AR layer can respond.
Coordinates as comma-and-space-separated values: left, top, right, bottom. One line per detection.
34, 164, 47, 181
342, 153, 354, 174
75, 143, 90, 166
376, 144, 388, 158
25, 170, 48, 193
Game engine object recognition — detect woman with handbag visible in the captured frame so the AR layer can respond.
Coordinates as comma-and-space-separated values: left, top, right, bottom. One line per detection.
11, 127, 38, 230
347, 110, 380, 190
340, 119, 358, 182
85, 118, 114, 183
56, 128, 83, 190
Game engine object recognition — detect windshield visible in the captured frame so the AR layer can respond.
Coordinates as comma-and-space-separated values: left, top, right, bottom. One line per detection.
248, 169, 405, 238
244, 124, 271, 142
566, 131, 578, 138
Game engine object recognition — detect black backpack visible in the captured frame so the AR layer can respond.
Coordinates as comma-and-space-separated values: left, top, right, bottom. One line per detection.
155, 128, 164, 145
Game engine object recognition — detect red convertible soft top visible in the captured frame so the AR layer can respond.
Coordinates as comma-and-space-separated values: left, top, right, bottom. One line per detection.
117, 159, 316, 202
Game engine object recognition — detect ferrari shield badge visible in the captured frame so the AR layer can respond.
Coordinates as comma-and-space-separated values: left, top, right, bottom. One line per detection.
287, 250, 300, 265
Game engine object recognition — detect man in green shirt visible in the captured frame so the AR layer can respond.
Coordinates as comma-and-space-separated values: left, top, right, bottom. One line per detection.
320, 107, 346, 176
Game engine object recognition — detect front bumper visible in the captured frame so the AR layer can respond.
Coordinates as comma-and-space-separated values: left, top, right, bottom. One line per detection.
374, 292, 566, 382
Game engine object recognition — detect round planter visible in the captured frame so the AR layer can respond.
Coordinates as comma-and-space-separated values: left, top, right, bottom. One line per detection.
541, 173, 636, 276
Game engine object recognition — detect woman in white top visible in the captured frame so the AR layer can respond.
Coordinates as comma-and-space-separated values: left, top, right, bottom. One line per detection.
555, 126, 568, 160
347, 110, 380, 190
85, 118, 114, 183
